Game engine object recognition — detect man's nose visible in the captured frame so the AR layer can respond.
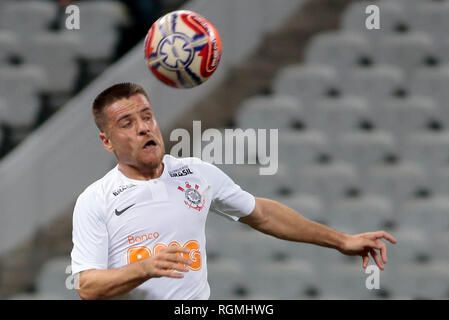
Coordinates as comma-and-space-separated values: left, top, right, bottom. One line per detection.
136, 118, 150, 135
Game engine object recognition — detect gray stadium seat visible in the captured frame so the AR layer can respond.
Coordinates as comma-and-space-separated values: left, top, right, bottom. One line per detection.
248, 259, 320, 299
365, 162, 429, 206
373, 96, 440, 140
321, 260, 376, 299
398, 197, 449, 233
278, 130, 330, 170
0, 1, 56, 36
21, 32, 82, 93
207, 258, 246, 299
437, 38, 449, 65
219, 164, 293, 198
236, 95, 303, 132
0, 65, 46, 128
274, 194, 325, 224
387, 227, 432, 265
0, 31, 18, 65
341, 66, 404, 101
297, 161, 359, 207
273, 64, 338, 104
388, 261, 449, 299
432, 167, 449, 197
432, 232, 449, 261
375, 33, 435, 73
342, 1, 406, 38
305, 32, 370, 70
308, 96, 371, 137
36, 256, 80, 300
409, 66, 449, 109
336, 131, 396, 169
67, 1, 128, 60
408, 2, 449, 38
328, 195, 393, 231
403, 132, 449, 168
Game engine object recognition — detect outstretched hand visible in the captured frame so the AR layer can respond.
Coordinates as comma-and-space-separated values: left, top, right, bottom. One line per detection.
338, 231, 397, 270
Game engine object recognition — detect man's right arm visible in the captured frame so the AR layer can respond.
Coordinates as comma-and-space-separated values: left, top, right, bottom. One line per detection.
78, 246, 192, 300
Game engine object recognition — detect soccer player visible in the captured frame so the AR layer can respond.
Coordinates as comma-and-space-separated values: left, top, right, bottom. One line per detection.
71, 82, 397, 300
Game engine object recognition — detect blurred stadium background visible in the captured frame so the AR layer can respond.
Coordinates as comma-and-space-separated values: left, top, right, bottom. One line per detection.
0, 0, 448, 300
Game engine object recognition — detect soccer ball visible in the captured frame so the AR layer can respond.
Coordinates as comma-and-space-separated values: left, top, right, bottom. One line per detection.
144, 10, 222, 89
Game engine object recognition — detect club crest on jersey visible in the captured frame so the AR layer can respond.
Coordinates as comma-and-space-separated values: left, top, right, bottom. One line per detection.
177, 181, 205, 211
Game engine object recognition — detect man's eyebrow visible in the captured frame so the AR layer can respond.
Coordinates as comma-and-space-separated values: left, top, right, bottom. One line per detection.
140, 106, 152, 113
116, 106, 152, 123
117, 114, 132, 123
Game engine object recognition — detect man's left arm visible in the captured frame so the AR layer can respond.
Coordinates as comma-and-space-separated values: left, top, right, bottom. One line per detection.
239, 197, 397, 270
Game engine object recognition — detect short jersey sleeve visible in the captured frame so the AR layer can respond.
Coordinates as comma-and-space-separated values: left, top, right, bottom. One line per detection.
198, 161, 256, 221
71, 187, 109, 274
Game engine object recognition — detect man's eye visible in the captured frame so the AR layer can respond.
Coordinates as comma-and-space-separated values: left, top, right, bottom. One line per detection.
144, 115, 152, 121
122, 122, 131, 128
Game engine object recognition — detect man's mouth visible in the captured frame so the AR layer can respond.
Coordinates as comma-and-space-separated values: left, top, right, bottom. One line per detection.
143, 139, 157, 150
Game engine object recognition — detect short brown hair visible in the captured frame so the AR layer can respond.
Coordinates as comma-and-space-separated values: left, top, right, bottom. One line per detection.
92, 82, 150, 132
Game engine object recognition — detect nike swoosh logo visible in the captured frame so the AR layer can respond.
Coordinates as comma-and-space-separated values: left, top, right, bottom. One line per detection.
115, 204, 136, 216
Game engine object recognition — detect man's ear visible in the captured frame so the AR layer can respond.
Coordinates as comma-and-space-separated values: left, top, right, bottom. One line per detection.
99, 132, 114, 153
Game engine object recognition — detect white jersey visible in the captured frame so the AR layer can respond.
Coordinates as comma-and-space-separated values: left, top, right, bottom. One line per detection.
71, 155, 255, 300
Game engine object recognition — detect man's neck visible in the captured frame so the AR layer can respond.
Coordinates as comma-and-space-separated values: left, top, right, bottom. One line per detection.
118, 161, 165, 181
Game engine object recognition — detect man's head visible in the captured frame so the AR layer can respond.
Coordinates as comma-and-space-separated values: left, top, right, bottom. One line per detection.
93, 83, 165, 172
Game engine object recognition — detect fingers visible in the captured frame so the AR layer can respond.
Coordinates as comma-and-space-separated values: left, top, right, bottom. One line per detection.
161, 252, 192, 266
143, 246, 194, 279
376, 239, 387, 264
362, 254, 370, 269
363, 231, 397, 244
155, 269, 186, 279
156, 260, 190, 273
370, 248, 384, 270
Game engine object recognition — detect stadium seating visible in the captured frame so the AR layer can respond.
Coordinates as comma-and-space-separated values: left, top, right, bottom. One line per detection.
209, 0, 449, 300
0, 31, 18, 66
236, 95, 303, 131
272, 65, 338, 105
21, 32, 82, 93
0, 1, 57, 36
5, 0, 449, 300
64, 1, 128, 61
305, 32, 371, 70
0, 65, 46, 129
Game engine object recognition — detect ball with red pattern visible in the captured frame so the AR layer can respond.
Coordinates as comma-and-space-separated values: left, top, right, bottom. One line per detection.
144, 10, 222, 89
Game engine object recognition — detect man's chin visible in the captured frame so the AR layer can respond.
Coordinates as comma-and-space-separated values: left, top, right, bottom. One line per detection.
139, 151, 164, 169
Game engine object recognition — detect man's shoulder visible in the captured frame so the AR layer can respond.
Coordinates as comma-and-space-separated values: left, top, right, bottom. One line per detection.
76, 166, 118, 203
